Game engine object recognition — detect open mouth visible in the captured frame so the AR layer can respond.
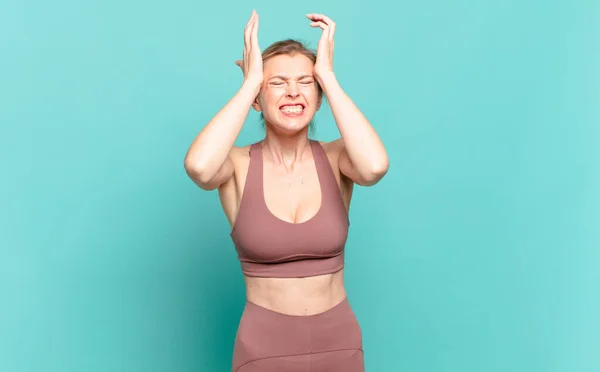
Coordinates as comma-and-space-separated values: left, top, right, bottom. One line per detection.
279, 104, 305, 116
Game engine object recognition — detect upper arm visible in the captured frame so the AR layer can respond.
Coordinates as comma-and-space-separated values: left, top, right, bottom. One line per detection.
186, 148, 238, 191
334, 139, 385, 187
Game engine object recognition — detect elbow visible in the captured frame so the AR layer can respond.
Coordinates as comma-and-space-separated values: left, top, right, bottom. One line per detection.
362, 158, 389, 186
373, 157, 389, 178
184, 158, 214, 187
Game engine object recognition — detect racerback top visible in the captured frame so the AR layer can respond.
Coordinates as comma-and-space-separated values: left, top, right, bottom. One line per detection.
230, 139, 350, 278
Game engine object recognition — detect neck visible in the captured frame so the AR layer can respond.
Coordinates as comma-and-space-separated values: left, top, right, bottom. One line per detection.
262, 128, 312, 168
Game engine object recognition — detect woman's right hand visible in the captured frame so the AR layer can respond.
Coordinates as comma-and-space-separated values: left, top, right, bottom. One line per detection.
235, 10, 263, 86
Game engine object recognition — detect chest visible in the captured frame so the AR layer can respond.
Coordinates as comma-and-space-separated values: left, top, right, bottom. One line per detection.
262, 160, 322, 224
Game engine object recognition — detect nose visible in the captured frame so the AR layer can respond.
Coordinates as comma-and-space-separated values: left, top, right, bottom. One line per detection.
285, 81, 300, 98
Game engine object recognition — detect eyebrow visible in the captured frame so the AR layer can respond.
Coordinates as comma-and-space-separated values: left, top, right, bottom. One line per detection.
268, 74, 314, 81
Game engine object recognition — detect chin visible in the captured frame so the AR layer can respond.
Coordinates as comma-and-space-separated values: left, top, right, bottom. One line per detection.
266, 114, 313, 134
272, 121, 310, 135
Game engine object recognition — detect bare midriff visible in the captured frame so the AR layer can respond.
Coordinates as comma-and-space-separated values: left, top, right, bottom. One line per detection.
244, 269, 347, 316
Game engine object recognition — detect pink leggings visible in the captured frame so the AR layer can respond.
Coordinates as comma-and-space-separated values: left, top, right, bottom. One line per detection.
232, 297, 364, 372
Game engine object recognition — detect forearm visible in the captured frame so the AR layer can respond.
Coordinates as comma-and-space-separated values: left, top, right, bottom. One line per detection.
318, 73, 389, 176
184, 79, 261, 178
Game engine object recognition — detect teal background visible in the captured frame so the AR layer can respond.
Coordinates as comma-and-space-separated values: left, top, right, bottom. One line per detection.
1, 0, 598, 371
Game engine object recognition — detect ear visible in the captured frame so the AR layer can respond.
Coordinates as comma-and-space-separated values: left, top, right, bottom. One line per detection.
251, 95, 262, 112
316, 93, 323, 111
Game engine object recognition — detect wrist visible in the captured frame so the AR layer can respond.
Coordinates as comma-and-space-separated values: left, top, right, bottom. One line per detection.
315, 72, 338, 91
243, 77, 263, 92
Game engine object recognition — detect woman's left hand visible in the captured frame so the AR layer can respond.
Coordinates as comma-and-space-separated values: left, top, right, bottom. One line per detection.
306, 13, 336, 80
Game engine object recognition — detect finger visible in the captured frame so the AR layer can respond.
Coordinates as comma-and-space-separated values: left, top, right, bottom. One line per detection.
306, 13, 335, 27
249, 14, 258, 52
311, 14, 335, 41
235, 61, 245, 76
245, 10, 256, 28
251, 12, 259, 48
244, 12, 255, 49
309, 21, 328, 32
244, 11, 254, 35
244, 20, 251, 50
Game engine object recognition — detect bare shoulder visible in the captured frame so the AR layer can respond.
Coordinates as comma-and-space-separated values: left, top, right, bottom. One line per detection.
317, 138, 353, 184
316, 138, 354, 210
319, 138, 344, 155
229, 143, 251, 164
318, 138, 345, 157
317, 138, 346, 170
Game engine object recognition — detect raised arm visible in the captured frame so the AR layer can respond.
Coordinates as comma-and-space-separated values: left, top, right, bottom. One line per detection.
184, 10, 263, 190
307, 13, 389, 186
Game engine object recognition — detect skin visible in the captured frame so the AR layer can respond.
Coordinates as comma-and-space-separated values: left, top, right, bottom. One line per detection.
184, 10, 389, 315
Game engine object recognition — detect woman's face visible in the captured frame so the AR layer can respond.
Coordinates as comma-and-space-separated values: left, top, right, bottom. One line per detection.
254, 54, 322, 133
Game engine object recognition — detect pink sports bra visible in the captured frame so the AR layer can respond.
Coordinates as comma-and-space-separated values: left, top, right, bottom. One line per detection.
230, 139, 350, 278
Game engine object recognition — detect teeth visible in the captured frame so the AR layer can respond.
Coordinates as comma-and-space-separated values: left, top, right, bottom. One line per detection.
280, 105, 304, 114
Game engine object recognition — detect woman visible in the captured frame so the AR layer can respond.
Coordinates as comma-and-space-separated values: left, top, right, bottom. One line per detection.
184, 10, 389, 372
